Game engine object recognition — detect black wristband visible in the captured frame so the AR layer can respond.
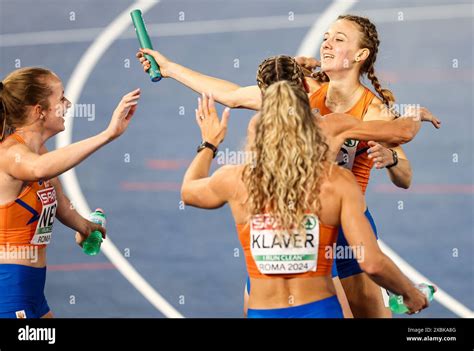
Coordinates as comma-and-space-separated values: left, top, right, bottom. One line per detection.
197, 141, 218, 158
386, 149, 399, 169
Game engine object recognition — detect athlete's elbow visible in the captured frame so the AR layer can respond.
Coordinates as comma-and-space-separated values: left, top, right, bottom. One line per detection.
32, 165, 49, 181
396, 171, 412, 189
398, 124, 416, 144
220, 92, 244, 109
180, 185, 192, 205
401, 129, 414, 144
406, 122, 420, 142
230, 95, 260, 111
360, 253, 386, 276
181, 184, 198, 206
400, 179, 411, 189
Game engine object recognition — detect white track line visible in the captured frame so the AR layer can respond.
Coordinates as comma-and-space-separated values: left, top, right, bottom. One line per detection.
1, 4, 473, 47
56, 0, 184, 319
297, 0, 473, 318
378, 242, 474, 318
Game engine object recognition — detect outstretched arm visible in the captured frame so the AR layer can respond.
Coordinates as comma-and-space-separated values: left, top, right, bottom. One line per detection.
319, 107, 440, 146
137, 49, 261, 110
320, 113, 419, 147
2, 90, 140, 182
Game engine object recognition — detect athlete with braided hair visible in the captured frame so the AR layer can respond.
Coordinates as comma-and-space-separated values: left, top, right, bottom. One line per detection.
179, 84, 430, 318
297, 15, 414, 317
136, 16, 440, 317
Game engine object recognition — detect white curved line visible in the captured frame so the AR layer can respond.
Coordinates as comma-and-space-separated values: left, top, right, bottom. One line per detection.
56, 0, 184, 318
297, 0, 473, 318
296, 0, 358, 56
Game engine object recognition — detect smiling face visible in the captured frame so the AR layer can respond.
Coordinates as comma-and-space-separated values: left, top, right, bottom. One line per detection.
320, 19, 369, 75
40, 76, 71, 135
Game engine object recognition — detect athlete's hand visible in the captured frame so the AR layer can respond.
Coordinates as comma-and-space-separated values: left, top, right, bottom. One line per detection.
105, 89, 140, 140
419, 107, 441, 129
195, 93, 230, 147
403, 286, 433, 315
294, 56, 320, 76
367, 141, 395, 169
136, 48, 172, 78
75, 221, 106, 248
401, 106, 441, 129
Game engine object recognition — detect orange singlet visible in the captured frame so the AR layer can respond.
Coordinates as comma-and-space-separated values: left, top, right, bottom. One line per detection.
310, 83, 376, 194
0, 133, 57, 248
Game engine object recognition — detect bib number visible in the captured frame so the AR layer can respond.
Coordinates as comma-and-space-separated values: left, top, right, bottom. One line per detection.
250, 214, 320, 275
30, 187, 57, 245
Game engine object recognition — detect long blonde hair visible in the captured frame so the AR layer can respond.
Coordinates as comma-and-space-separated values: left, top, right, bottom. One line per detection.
243, 81, 329, 235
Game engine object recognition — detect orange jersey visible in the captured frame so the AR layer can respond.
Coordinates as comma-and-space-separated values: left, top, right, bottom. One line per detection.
0, 134, 57, 247
310, 83, 375, 194
237, 214, 338, 279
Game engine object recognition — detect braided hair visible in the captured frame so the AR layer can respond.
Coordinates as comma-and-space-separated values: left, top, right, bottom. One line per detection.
256, 55, 305, 92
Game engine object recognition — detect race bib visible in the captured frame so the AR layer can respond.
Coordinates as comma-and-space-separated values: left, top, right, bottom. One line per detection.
250, 214, 320, 275
30, 186, 57, 245
336, 139, 359, 170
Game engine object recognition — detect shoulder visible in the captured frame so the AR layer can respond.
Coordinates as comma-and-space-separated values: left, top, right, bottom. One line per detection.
364, 95, 395, 122
1, 138, 31, 159
210, 164, 245, 200
0, 139, 32, 179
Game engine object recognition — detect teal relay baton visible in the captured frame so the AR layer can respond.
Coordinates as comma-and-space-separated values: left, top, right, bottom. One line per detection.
131, 9, 162, 82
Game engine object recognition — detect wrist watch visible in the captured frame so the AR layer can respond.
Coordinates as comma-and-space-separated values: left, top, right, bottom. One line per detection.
197, 141, 218, 158
386, 149, 399, 169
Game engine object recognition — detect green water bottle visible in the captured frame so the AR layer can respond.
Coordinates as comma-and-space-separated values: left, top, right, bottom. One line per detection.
82, 208, 106, 256
389, 283, 435, 314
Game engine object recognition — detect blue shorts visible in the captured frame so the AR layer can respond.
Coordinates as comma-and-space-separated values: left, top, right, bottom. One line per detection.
0, 264, 50, 318
332, 208, 378, 279
248, 295, 343, 318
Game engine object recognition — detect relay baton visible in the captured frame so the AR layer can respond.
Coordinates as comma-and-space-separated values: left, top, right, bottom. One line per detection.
131, 9, 162, 82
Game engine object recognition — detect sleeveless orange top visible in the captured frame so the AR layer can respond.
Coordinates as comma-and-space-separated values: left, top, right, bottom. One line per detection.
310, 83, 375, 194
237, 214, 338, 279
0, 134, 57, 247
